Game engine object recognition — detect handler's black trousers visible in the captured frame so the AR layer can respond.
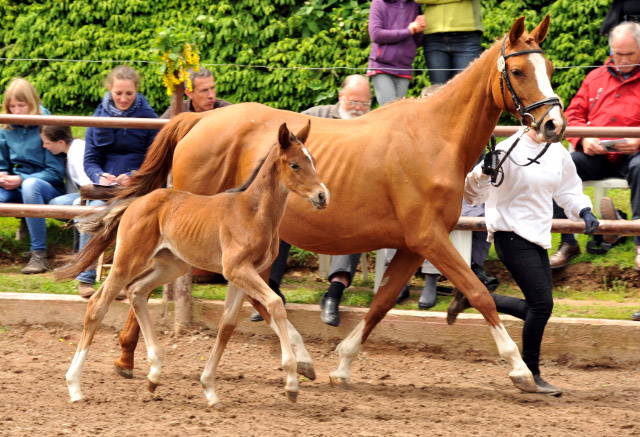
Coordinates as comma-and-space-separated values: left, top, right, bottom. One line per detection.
493, 231, 554, 376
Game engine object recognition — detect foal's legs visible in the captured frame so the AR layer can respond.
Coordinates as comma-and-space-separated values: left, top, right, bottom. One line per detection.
125, 250, 191, 391
330, 249, 423, 386
200, 281, 246, 408
227, 264, 299, 401
66, 275, 133, 402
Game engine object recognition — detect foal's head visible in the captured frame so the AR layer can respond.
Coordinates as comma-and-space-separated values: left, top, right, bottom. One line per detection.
277, 121, 329, 209
491, 15, 567, 143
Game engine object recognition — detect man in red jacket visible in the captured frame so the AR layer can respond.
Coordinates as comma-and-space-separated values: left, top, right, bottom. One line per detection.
551, 21, 640, 272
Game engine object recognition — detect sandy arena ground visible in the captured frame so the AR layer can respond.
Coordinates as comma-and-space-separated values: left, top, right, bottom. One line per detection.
0, 322, 638, 437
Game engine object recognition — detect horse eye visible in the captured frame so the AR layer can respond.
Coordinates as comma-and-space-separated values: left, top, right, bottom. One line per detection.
289, 163, 300, 171
511, 69, 524, 77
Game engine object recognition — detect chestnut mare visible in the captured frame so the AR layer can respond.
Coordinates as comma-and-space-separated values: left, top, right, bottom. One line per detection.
61, 123, 329, 406
83, 16, 566, 394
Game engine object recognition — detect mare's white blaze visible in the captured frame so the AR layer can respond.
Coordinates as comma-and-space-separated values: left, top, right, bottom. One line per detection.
489, 323, 531, 379
66, 348, 89, 402
529, 53, 563, 124
301, 146, 316, 171
330, 320, 365, 383
147, 346, 162, 384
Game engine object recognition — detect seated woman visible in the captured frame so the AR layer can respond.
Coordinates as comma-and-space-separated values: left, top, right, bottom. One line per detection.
43, 125, 92, 207
0, 77, 65, 274
76, 65, 159, 298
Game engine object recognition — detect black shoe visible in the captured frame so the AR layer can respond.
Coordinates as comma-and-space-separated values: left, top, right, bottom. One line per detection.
632, 310, 640, 321
320, 293, 340, 327
533, 375, 563, 397
446, 288, 471, 325
395, 285, 410, 305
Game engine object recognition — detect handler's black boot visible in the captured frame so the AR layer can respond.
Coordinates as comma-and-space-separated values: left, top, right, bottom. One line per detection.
446, 288, 471, 325
533, 375, 563, 397
319, 281, 345, 326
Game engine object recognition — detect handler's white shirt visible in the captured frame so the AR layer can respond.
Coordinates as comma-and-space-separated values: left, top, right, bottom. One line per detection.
464, 129, 592, 249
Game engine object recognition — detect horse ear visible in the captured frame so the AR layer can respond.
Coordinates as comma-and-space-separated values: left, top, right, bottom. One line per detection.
529, 14, 550, 45
508, 16, 526, 46
278, 123, 291, 150
295, 119, 311, 144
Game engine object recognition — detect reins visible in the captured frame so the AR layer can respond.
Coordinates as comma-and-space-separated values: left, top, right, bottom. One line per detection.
486, 36, 563, 187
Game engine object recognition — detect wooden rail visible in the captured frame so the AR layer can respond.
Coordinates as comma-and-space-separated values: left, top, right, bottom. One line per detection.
2, 114, 640, 139
1, 204, 639, 235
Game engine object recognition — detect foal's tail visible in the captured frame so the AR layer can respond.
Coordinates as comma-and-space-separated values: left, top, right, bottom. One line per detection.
55, 198, 137, 280
114, 111, 207, 201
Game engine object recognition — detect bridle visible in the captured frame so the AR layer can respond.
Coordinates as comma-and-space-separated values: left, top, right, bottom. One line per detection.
487, 36, 563, 186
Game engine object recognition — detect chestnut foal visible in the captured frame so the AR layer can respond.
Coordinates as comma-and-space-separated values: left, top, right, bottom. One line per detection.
63, 122, 328, 407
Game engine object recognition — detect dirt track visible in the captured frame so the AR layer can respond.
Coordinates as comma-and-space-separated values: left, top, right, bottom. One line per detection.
0, 323, 639, 437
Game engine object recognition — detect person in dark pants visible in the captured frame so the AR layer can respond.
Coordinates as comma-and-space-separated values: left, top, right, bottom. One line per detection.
447, 127, 600, 396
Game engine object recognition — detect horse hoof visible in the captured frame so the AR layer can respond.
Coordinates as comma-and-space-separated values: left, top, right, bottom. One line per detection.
510, 373, 537, 393
297, 362, 316, 381
147, 378, 159, 393
209, 401, 225, 410
286, 390, 298, 403
329, 375, 349, 388
114, 364, 133, 379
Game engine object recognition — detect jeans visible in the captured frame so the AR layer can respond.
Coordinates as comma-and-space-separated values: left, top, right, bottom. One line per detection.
49, 192, 80, 206
493, 231, 553, 376
75, 197, 104, 284
371, 73, 410, 106
0, 178, 64, 251
422, 31, 483, 85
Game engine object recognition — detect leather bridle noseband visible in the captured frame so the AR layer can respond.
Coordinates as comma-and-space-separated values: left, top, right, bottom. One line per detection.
486, 36, 564, 186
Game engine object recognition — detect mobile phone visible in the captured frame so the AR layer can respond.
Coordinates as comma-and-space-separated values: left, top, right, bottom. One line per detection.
601, 139, 626, 151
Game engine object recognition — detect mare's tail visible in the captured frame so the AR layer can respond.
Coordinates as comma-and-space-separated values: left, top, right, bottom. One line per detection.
114, 111, 207, 201
55, 198, 137, 280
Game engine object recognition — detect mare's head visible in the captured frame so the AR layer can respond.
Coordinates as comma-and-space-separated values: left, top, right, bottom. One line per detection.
277, 121, 329, 209
491, 15, 567, 143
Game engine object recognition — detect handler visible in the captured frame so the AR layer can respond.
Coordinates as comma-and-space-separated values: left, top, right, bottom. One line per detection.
447, 126, 600, 396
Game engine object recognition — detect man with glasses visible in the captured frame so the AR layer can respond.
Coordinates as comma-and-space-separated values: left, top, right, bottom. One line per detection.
250, 74, 372, 324
551, 23, 640, 300
160, 67, 231, 118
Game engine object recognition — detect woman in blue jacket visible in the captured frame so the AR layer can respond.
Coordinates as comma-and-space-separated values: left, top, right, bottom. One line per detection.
0, 77, 65, 274
77, 65, 159, 298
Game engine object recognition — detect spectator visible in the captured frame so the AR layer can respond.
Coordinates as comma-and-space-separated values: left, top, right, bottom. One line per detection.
250, 75, 372, 325
416, 0, 484, 85
550, 22, 640, 271
0, 77, 65, 274
600, 0, 640, 37
160, 67, 231, 119
367, 0, 425, 106
448, 127, 599, 396
42, 125, 92, 207
76, 65, 159, 298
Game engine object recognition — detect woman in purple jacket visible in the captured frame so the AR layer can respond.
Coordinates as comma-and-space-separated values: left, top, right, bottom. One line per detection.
367, 0, 425, 106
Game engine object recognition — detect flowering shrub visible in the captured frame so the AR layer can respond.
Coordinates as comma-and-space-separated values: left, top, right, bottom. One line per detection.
151, 23, 205, 96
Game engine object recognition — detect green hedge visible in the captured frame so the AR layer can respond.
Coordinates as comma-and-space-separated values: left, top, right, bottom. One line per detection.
0, 0, 613, 116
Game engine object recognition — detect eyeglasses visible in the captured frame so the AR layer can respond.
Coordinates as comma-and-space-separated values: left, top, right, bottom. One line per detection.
344, 99, 371, 108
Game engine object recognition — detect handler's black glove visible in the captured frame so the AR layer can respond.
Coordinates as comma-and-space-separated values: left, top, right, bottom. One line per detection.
580, 207, 599, 235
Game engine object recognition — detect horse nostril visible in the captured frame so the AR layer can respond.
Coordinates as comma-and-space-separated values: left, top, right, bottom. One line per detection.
544, 119, 556, 136
318, 192, 325, 201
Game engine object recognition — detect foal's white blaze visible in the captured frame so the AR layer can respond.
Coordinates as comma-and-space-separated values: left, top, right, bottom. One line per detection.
330, 320, 365, 383
529, 53, 564, 130
66, 348, 89, 402
301, 146, 316, 171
